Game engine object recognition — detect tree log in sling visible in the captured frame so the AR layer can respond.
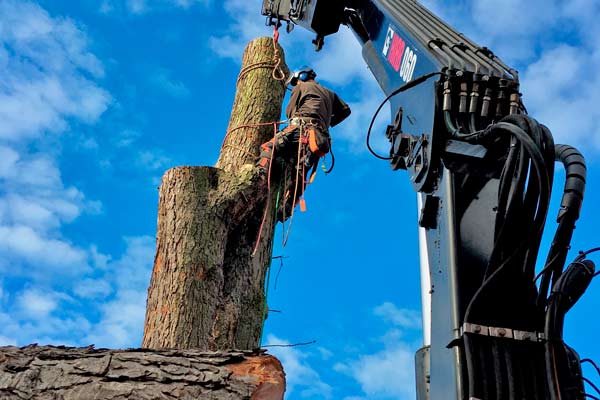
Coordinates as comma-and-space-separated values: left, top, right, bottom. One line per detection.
142, 37, 289, 351
0, 345, 285, 400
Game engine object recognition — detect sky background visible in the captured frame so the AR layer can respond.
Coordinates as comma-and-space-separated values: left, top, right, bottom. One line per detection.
1, 0, 599, 399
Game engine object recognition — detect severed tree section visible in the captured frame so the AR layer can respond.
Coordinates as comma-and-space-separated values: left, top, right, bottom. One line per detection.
0, 345, 285, 400
142, 37, 290, 351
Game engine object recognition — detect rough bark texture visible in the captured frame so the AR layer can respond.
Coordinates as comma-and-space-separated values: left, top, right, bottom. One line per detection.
0, 345, 285, 400
143, 37, 289, 351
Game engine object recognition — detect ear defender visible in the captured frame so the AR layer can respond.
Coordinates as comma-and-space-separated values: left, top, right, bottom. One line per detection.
287, 66, 316, 87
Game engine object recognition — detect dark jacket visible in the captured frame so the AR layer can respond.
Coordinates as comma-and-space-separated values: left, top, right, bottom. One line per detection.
286, 80, 351, 128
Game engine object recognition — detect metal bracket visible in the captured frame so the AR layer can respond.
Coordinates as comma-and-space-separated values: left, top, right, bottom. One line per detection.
462, 323, 543, 342
489, 326, 513, 339
419, 195, 440, 229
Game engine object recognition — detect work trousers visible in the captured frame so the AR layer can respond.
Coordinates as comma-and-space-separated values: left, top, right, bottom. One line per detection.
257, 124, 329, 173
257, 123, 330, 221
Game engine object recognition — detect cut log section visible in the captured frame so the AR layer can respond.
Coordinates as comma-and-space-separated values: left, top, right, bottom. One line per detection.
0, 345, 285, 400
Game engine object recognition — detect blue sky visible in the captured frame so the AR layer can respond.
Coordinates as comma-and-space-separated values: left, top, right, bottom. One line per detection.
1, 0, 599, 399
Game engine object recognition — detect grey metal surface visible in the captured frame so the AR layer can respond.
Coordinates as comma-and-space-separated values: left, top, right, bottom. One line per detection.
424, 168, 464, 399
374, 0, 515, 78
415, 346, 431, 400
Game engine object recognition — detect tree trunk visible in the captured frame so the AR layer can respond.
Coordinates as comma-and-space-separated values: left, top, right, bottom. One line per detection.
143, 37, 289, 351
0, 345, 285, 400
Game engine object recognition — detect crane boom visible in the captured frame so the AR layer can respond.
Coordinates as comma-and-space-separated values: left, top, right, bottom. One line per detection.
262, 1, 594, 399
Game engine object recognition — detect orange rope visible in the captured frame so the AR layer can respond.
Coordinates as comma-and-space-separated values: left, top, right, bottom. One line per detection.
271, 26, 286, 82
237, 62, 280, 86
237, 30, 286, 87
222, 144, 256, 159
221, 120, 287, 154
238, 25, 290, 256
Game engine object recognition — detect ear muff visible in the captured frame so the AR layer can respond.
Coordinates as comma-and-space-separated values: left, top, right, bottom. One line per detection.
286, 74, 299, 87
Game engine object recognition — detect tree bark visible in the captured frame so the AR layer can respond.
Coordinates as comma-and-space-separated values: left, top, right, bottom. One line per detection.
0, 345, 285, 400
143, 37, 289, 351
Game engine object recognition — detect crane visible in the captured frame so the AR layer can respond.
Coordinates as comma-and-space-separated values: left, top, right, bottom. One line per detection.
261, 1, 597, 399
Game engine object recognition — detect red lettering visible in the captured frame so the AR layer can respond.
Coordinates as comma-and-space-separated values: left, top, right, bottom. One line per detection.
387, 34, 405, 72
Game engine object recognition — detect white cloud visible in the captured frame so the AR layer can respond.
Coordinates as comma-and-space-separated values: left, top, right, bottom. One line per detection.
86, 289, 147, 348
339, 345, 415, 400
208, 0, 273, 61
74, 278, 113, 299
0, 0, 109, 283
135, 150, 172, 171
266, 335, 333, 399
0, 146, 20, 176
521, 45, 600, 149
0, 225, 88, 274
17, 289, 59, 318
0, 336, 16, 346
0, 0, 110, 142
0, 235, 153, 347
84, 236, 154, 348
127, 0, 147, 14
109, 236, 155, 292
173, 0, 211, 8
318, 346, 334, 361
99, 0, 115, 14
310, 28, 371, 86
374, 302, 421, 330
149, 68, 190, 98
114, 129, 142, 147
0, 0, 118, 347
334, 302, 420, 400
101, 0, 212, 15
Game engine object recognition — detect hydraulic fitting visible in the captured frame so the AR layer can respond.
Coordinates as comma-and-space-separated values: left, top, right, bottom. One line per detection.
459, 82, 469, 113
443, 80, 452, 111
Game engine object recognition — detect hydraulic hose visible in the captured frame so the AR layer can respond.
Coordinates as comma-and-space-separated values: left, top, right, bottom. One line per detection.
544, 259, 595, 399
463, 115, 553, 400
538, 145, 587, 310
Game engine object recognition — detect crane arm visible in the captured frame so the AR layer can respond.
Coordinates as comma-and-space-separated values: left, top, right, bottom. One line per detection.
261, 2, 594, 399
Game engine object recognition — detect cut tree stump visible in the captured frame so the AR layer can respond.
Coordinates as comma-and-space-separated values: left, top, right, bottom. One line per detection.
0, 345, 285, 400
143, 37, 289, 351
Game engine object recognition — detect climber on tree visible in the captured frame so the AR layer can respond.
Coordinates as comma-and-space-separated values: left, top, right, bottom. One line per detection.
257, 66, 351, 221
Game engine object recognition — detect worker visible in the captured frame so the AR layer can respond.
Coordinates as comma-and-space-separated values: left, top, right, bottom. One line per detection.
257, 66, 351, 219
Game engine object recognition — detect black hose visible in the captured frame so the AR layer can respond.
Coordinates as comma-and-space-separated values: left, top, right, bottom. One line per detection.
464, 118, 551, 324
538, 145, 587, 310
324, 139, 335, 174
366, 72, 445, 160
544, 259, 596, 399
492, 341, 506, 399
464, 334, 479, 398
584, 377, 600, 397
582, 359, 600, 377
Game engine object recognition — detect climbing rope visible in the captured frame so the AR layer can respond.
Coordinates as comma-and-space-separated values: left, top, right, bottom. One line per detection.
258, 254, 273, 347
252, 124, 280, 256
236, 26, 286, 87
281, 126, 307, 248
221, 120, 286, 158
223, 26, 289, 158
271, 25, 286, 81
